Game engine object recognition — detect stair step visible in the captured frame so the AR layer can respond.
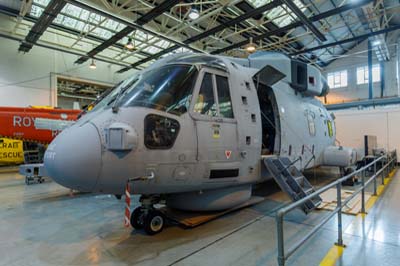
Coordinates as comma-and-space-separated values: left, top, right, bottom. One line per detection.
264, 156, 322, 214
295, 176, 303, 183
303, 188, 313, 194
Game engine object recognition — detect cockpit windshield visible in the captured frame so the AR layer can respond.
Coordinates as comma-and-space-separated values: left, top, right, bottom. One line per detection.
89, 64, 198, 116
116, 64, 198, 115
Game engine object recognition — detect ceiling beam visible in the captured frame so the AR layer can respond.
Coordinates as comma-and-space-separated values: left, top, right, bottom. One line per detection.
290, 24, 400, 56
281, 0, 326, 42
64, 0, 204, 56
19, 0, 66, 53
0, 4, 152, 60
211, 0, 374, 54
74, 0, 181, 64
116, 0, 282, 73
0, 31, 130, 67
185, 0, 282, 43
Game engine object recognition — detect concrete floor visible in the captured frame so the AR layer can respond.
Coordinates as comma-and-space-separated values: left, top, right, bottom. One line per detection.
0, 168, 398, 266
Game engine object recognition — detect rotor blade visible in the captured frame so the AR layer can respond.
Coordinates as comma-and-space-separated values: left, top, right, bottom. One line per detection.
34, 118, 75, 131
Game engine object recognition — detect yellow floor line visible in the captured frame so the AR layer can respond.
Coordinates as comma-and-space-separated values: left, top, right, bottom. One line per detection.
319, 245, 344, 266
319, 168, 397, 266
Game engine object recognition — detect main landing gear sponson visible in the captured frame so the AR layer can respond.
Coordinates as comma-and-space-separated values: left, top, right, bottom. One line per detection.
130, 197, 165, 235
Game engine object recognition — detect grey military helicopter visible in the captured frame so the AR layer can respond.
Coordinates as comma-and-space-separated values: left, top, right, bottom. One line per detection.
43, 52, 356, 234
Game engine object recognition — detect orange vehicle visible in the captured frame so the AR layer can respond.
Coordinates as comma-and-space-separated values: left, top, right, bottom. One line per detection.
0, 106, 81, 144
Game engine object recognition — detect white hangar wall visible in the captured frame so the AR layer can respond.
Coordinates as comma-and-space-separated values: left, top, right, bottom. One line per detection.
0, 15, 134, 107
333, 106, 400, 158
320, 31, 400, 104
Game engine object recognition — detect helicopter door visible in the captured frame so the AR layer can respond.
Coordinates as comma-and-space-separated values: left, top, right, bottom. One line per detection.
190, 68, 240, 179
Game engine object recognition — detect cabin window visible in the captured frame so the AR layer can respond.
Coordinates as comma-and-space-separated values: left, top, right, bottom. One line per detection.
246, 136, 251, 145
144, 114, 180, 149
245, 81, 251, 90
216, 75, 234, 118
251, 114, 256, 122
194, 73, 217, 116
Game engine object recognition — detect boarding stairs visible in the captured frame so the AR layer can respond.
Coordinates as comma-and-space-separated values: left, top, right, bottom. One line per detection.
264, 157, 322, 214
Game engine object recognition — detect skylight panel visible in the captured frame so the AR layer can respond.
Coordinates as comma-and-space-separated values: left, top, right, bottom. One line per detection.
158, 40, 172, 49
74, 21, 85, 32
33, 0, 50, 6
143, 46, 162, 54
135, 30, 151, 42
104, 20, 120, 32
248, 0, 306, 27
88, 12, 102, 23
30, 5, 43, 17
62, 16, 77, 29
63, 4, 81, 18
92, 27, 113, 39
53, 14, 64, 24
247, 0, 273, 8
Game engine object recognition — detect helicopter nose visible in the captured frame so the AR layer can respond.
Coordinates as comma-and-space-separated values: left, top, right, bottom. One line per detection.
44, 122, 101, 192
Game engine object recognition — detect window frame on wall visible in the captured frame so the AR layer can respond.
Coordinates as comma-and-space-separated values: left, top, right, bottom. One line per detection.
356, 64, 381, 85
327, 70, 348, 89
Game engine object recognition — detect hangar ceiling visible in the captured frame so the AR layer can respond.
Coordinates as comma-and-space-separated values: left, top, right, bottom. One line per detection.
0, 0, 399, 73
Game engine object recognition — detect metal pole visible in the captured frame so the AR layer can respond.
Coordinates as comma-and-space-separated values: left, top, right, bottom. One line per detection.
336, 183, 344, 246
276, 212, 285, 266
373, 161, 377, 196
361, 169, 366, 214
385, 159, 388, 178
381, 161, 385, 185
368, 40, 373, 99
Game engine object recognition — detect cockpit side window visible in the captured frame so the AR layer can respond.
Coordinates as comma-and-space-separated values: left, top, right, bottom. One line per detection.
216, 75, 234, 118
194, 73, 217, 116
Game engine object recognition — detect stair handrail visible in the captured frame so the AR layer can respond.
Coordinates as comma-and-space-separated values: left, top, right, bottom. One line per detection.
279, 156, 302, 175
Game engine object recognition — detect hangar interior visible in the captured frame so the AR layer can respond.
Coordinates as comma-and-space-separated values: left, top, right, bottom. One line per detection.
0, 0, 400, 265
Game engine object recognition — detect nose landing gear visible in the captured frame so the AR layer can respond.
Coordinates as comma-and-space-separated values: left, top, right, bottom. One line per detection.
130, 196, 165, 235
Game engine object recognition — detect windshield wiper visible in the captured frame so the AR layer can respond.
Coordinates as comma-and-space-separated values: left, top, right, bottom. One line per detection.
111, 78, 139, 113
111, 87, 124, 113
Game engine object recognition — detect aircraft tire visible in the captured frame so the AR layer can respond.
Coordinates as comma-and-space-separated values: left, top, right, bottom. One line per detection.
143, 209, 164, 235
130, 207, 144, 229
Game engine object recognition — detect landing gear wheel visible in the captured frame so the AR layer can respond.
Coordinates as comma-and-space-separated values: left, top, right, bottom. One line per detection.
143, 209, 165, 235
130, 207, 144, 229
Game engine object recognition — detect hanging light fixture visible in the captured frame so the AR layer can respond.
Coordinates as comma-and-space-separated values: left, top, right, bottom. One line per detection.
89, 59, 97, 69
245, 37, 257, 53
125, 37, 134, 50
188, 6, 200, 20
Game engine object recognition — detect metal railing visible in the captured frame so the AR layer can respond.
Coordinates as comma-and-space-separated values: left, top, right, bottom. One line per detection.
276, 151, 397, 266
